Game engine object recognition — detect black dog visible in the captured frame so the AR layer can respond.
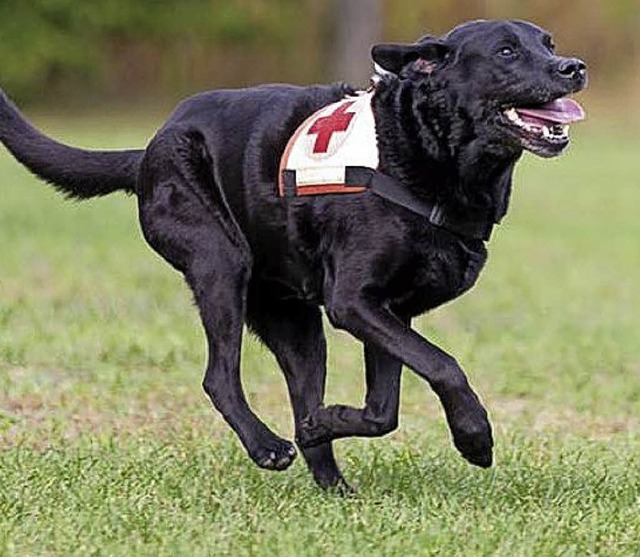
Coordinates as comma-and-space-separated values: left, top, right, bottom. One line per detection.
0, 20, 586, 490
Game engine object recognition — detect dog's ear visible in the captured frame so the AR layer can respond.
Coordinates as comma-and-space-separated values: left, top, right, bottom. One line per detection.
371, 39, 449, 75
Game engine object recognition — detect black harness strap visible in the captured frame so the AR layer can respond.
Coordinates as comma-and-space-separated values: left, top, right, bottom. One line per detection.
367, 171, 495, 241
281, 165, 496, 241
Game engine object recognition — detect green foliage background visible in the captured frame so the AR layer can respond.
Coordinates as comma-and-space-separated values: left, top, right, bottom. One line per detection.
0, 0, 638, 106
0, 0, 325, 102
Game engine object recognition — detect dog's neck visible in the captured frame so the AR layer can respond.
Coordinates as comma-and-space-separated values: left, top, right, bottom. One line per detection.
372, 77, 520, 225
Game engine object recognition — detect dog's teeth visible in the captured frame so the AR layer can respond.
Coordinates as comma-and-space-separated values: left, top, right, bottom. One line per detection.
504, 108, 571, 143
505, 108, 519, 122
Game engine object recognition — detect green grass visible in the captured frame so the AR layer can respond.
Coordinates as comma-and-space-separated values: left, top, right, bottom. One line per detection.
1, 113, 639, 556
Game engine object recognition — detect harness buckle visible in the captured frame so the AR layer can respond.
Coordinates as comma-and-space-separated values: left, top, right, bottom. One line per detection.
428, 204, 445, 226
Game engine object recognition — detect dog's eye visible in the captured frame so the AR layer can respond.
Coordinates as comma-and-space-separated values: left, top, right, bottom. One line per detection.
542, 34, 556, 52
499, 46, 516, 58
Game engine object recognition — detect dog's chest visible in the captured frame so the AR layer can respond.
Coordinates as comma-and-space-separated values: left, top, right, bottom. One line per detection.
388, 238, 488, 316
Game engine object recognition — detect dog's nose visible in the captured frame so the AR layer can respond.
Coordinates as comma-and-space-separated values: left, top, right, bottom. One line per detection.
557, 58, 587, 80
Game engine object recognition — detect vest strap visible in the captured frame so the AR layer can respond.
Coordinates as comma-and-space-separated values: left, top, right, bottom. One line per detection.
280, 165, 495, 241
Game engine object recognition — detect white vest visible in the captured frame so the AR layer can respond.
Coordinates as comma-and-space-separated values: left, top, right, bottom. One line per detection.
278, 91, 378, 196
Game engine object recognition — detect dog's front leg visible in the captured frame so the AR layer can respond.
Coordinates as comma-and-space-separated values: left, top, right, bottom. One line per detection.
296, 338, 403, 447
323, 292, 493, 468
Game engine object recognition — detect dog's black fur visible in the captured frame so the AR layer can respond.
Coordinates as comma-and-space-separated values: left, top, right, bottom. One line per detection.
1, 20, 586, 490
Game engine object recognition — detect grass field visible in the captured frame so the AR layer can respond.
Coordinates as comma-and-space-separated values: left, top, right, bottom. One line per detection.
0, 112, 639, 556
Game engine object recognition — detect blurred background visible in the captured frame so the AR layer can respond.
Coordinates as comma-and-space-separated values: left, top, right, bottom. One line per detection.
0, 0, 638, 120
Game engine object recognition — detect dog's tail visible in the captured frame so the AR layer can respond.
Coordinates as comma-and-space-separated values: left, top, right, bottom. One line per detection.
0, 87, 144, 199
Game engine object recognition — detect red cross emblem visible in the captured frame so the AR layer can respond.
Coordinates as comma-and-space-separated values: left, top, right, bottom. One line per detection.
307, 101, 356, 154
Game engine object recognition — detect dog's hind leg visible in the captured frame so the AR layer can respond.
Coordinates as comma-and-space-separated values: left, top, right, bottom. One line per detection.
138, 127, 296, 471
247, 298, 349, 491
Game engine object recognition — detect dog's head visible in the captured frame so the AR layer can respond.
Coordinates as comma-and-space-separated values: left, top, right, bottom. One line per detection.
372, 20, 587, 159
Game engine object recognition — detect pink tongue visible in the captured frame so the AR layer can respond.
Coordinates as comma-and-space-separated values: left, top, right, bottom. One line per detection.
516, 98, 585, 124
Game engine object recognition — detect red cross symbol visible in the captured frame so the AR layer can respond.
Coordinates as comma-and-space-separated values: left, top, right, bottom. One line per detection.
307, 101, 356, 154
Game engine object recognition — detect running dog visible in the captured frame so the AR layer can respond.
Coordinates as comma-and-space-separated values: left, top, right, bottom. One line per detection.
0, 20, 586, 490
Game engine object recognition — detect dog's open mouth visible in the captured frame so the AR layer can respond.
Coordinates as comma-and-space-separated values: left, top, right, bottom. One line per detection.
503, 98, 585, 157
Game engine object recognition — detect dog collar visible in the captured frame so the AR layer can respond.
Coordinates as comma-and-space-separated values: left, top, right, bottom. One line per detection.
278, 92, 497, 241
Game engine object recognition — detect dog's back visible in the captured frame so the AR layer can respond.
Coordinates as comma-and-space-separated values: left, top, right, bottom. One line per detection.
160, 83, 352, 213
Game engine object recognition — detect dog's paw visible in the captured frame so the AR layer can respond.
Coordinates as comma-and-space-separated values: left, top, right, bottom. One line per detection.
314, 477, 357, 498
296, 414, 332, 448
451, 411, 494, 468
322, 477, 357, 497
309, 465, 354, 494
249, 437, 297, 471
